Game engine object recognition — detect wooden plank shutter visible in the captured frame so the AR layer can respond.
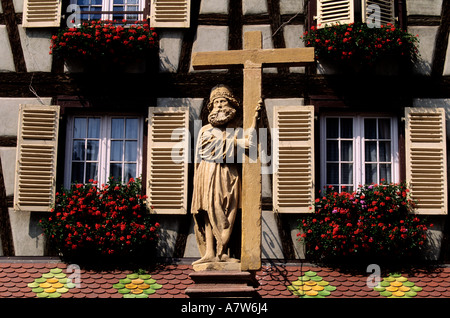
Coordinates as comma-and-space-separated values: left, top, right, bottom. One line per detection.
147, 107, 189, 214
362, 0, 395, 26
22, 0, 62, 27
273, 106, 315, 213
405, 107, 447, 215
316, 0, 354, 28
150, 0, 190, 28
14, 105, 60, 212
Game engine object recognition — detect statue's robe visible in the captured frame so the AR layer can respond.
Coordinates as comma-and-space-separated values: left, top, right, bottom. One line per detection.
191, 122, 241, 258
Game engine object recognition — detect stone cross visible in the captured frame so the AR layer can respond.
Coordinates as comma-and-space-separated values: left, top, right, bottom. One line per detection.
192, 31, 315, 271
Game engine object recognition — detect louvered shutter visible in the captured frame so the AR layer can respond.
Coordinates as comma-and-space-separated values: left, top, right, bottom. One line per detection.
22, 0, 61, 28
405, 107, 447, 215
14, 105, 60, 212
150, 0, 190, 28
316, 0, 354, 28
147, 107, 189, 214
362, 0, 395, 26
273, 106, 315, 213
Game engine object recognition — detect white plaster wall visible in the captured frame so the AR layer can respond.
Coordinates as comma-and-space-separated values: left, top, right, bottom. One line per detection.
443, 40, 450, 76
18, 26, 53, 72
13, 0, 23, 12
200, 0, 229, 14
159, 30, 184, 73
0, 148, 16, 197
280, 0, 304, 14
0, 98, 52, 136
406, 0, 443, 16
283, 24, 305, 73
190, 25, 229, 72
408, 26, 438, 75
243, 0, 268, 15
9, 208, 45, 256
0, 26, 15, 72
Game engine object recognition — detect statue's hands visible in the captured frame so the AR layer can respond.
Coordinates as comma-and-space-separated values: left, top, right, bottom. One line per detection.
254, 99, 263, 120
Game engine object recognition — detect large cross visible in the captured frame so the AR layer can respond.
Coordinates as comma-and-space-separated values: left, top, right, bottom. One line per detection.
192, 31, 315, 271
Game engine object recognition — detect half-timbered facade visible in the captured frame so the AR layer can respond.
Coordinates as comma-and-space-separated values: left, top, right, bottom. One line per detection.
1, 0, 449, 263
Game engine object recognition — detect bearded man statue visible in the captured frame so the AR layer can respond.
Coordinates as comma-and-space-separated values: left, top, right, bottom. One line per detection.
191, 84, 261, 267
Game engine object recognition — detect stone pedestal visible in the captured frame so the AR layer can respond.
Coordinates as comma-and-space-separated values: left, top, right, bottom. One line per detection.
185, 271, 259, 298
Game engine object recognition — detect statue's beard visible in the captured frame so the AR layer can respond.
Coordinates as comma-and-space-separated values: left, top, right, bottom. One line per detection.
208, 107, 237, 127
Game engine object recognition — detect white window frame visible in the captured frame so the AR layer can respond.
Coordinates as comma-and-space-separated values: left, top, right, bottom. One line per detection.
64, 114, 144, 188
71, 0, 146, 21
320, 113, 399, 191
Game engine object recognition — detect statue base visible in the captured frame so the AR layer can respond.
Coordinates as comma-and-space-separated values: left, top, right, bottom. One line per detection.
185, 270, 258, 298
193, 261, 241, 272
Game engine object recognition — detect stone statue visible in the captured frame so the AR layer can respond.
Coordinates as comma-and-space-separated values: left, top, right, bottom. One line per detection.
191, 84, 261, 267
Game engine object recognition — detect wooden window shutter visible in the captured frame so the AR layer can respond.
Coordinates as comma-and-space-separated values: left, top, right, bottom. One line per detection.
316, 0, 354, 28
22, 0, 62, 28
149, 0, 190, 28
405, 107, 447, 215
273, 106, 315, 213
14, 105, 60, 212
362, 0, 395, 26
147, 107, 189, 214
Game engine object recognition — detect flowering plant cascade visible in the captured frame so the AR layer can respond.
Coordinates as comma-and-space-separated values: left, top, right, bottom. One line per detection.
301, 22, 419, 65
298, 181, 432, 261
39, 177, 160, 260
50, 20, 158, 61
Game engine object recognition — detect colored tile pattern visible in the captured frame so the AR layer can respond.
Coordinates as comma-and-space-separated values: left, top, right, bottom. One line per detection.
0, 260, 450, 298
373, 273, 423, 298
112, 272, 163, 298
287, 270, 337, 298
27, 267, 76, 298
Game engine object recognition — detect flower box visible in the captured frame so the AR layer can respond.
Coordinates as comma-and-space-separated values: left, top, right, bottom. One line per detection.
50, 19, 158, 72
39, 177, 160, 264
298, 181, 433, 263
302, 22, 419, 74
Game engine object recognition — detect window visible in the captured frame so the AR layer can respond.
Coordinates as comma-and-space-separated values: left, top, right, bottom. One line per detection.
64, 115, 143, 187
72, 0, 146, 21
314, 0, 396, 29
320, 115, 399, 191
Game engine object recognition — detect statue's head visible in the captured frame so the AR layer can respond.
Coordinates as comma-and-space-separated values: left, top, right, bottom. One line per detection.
207, 85, 240, 127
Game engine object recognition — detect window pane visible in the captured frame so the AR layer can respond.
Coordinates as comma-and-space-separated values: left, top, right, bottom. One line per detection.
364, 118, 377, 139
114, 0, 124, 3
380, 164, 392, 182
124, 163, 136, 182
341, 140, 353, 161
326, 118, 339, 138
340, 118, 353, 138
365, 164, 377, 184
71, 162, 84, 183
88, 118, 100, 138
86, 140, 99, 161
73, 118, 87, 138
365, 141, 377, 162
110, 163, 122, 181
341, 163, 353, 184
125, 118, 138, 139
327, 163, 339, 184
85, 163, 98, 181
379, 141, 391, 162
125, 141, 137, 161
72, 140, 85, 161
127, 0, 138, 4
110, 140, 123, 161
378, 119, 391, 139
111, 118, 124, 139
326, 140, 338, 161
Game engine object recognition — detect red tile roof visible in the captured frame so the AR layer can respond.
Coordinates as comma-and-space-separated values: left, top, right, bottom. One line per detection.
0, 258, 449, 299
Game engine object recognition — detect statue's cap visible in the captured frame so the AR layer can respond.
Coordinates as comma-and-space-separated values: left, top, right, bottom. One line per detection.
207, 84, 240, 111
